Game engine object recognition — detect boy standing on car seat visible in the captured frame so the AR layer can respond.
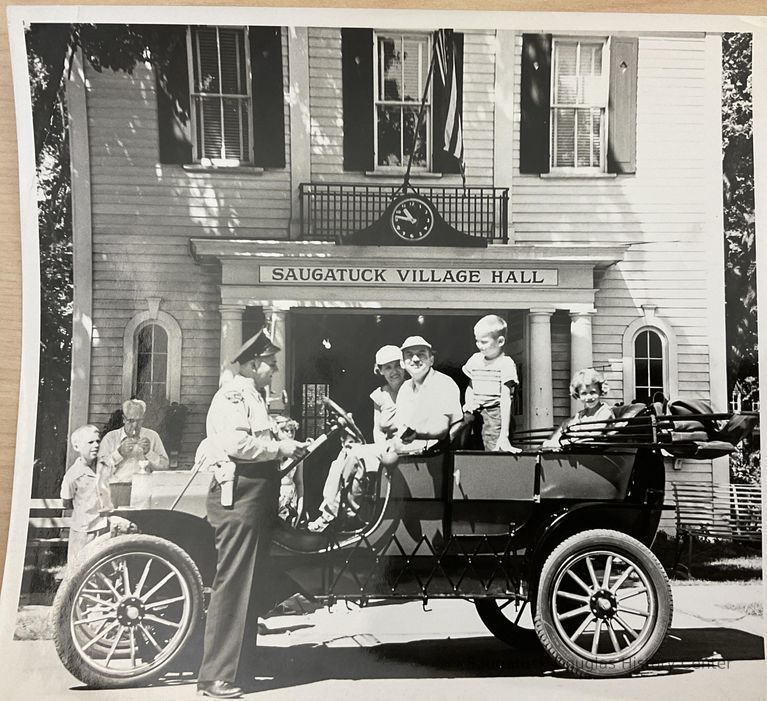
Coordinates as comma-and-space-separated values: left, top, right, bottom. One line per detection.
60, 425, 108, 565
462, 315, 521, 452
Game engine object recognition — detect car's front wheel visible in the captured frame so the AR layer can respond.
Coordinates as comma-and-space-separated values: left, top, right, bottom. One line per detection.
52, 534, 203, 688
534, 529, 672, 678
475, 598, 540, 648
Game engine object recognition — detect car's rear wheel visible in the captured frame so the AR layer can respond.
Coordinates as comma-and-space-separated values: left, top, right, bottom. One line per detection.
534, 529, 672, 678
475, 598, 540, 648
53, 534, 203, 688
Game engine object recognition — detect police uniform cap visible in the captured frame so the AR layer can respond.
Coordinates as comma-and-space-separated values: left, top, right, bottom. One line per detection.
232, 330, 281, 364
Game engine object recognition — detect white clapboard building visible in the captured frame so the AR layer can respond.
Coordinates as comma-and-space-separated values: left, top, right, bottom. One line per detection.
64, 26, 727, 493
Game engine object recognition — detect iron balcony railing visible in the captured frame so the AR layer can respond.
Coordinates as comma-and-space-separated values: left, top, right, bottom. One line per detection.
299, 183, 509, 243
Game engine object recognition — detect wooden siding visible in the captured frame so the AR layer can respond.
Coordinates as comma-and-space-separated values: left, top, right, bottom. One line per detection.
308, 28, 495, 186
85, 28, 292, 463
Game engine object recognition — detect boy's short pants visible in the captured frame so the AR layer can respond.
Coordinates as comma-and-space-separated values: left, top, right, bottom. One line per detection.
480, 404, 502, 450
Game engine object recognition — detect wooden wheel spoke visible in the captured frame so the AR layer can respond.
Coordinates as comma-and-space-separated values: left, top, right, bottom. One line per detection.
96, 572, 122, 599
606, 620, 621, 653
121, 562, 132, 599
129, 628, 137, 667
73, 614, 114, 627
566, 569, 592, 595
81, 619, 120, 652
138, 624, 164, 653
585, 556, 600, 590
591, 619, 603, 655
134, 559, 153, 598
617, 605, 650, 618
79, 593, 118, 610
141, 572, 175, 603
143, 614, 182, 629
556, 590, 589, 603
559, 603, 591, 621
613, 613, 640, 640
104, 626, 126, 667
145, 595, 187, 611
602, 555, 613, 590
617, 587, 647, 602
569, 612, 596, 644
610, 565, 636, 594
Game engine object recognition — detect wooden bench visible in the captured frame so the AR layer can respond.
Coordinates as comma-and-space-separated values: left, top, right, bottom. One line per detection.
28, 498, 70, 548
670, 482, 762, 577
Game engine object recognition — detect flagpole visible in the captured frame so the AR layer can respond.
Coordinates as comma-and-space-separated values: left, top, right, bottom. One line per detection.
402, 36, 438, 194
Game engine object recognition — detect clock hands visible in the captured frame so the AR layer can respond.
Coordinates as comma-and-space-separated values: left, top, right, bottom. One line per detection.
394, 206, 417, 224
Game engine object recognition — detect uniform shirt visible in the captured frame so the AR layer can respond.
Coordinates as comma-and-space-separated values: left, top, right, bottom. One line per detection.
395, 369, 463, 452
462, 352, 518, 409
205, 374, 280, 463
96, 426, 169, 511
60, 457, 106, 533
370, 384, 399, 445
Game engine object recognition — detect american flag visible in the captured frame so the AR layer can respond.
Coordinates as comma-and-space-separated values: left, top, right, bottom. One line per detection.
434, 29, 465, 184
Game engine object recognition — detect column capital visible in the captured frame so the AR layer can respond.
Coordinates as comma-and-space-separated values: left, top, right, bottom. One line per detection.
218, 303, 245, 316
528, 307, 556, 319
569, 309, 596, 319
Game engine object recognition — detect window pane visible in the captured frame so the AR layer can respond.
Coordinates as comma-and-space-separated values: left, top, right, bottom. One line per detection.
402, 37, 426, 102
649, 359, 663, 388
218, 28, 245, 95
223, 98, 245, 160
377, 105, 402, 166
137, 326, 153, 355
553, 108, 575, 167
403, 106, 427, 167
635, 358, 649, 385
195, 28, 220, 93
635, 386, 651, 403
580, 42, 603, 103
153, 354, 168, 383
576, 108, 602, 167
152, 326, 168, 354
555, 42, 578, 103
201, 98, 223, 159
648, 331, 662, 357
634, 330, 648, 357
379, 37, 401, 101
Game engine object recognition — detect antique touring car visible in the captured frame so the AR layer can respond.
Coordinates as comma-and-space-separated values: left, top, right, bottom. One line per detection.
51, 398, 758, 687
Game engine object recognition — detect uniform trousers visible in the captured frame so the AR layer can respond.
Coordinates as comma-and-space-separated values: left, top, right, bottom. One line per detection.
198, 463, 279, 684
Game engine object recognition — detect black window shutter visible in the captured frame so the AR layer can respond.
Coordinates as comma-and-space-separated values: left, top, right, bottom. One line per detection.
519, 33, 552, 175
607, 37, 638, 174
154, 26, 193, 164
342, 28, 374, 172
250, 26, 286, 168
432, 32, 464, 174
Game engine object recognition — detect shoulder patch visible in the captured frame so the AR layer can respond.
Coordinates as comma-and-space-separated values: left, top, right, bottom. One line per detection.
224, 391, 244, 404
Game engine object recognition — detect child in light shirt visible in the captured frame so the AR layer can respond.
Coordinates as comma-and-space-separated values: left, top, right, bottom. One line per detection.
462, 315, 521, 452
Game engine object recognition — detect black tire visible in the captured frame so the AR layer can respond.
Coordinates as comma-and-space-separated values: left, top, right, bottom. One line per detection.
534, 529, 672, 678
52, 534, 203, 689
475, 598, 540, 649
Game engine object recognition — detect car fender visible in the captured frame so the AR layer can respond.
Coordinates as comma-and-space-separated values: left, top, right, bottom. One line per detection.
526, 501, 662, 590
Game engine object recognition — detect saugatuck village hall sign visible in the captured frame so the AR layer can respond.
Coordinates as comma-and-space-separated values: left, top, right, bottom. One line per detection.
260, 265, 558, 286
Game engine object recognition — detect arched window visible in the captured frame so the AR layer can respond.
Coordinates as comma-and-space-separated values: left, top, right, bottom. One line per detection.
122, 309, 182, 408
135, 323, 169, 403
621, 310, 678, 405
633, 329, 664, 403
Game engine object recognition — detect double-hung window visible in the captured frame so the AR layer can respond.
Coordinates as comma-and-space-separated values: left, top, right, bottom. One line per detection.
189, 26, 252, 165
550, 37, 609, 171
633, 329, 665, 403
374, 31, 431, 169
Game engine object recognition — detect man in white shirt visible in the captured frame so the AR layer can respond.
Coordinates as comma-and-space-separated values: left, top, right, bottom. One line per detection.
96, 398, 169, 512
395, 336, 463, 453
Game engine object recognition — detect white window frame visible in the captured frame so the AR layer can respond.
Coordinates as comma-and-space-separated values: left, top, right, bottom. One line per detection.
372, 30, 433, 172
122, 310, 182, 405
622, 312, 678, 404
187, 25, 254, 167
549, 36, 610, 174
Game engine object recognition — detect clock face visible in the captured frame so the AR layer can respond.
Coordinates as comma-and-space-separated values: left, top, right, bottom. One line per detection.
390, 196, 435, 242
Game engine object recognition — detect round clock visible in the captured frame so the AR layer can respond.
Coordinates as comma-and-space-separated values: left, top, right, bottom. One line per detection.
390, 196, 435, 242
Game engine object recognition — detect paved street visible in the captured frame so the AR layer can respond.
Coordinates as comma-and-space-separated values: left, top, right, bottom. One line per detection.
1, 582, 765, 701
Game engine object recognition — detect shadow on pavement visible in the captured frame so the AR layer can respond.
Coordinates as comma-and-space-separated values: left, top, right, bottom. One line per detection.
65, 625, 763, 693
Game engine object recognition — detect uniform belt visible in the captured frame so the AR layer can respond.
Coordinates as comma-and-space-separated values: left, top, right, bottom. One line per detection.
233, 460, 279, 477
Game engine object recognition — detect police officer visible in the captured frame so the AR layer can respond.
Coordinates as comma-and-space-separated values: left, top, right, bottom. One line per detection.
197, 330, 309, 699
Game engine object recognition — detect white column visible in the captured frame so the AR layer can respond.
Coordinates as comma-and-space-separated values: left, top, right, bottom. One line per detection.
288, 27, 310, 240
569, 311, 595, 414
66, 48, 93, 467
264, 306, 288, 413
528, 309, 554, 430
219, 305, 245, 386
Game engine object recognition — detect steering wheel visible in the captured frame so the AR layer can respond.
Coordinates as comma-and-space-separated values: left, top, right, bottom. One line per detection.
323, 397, 366, 443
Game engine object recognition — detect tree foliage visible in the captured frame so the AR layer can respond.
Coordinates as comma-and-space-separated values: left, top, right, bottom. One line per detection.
722, 32, 757, 393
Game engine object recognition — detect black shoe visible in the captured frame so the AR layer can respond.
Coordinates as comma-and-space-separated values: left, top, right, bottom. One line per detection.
197, 680, 244, 699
